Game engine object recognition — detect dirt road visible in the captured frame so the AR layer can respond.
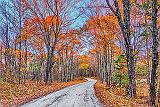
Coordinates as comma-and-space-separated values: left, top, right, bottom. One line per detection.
21, 78, 102, 107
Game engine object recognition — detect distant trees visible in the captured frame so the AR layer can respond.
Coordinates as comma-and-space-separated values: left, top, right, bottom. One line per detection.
83, 15, 121, 85
0, 0, 85, 84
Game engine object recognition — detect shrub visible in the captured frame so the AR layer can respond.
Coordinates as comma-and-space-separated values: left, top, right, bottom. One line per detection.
135, 64, 147, 77
111, 71, 129, 87
0, 76, 4, 82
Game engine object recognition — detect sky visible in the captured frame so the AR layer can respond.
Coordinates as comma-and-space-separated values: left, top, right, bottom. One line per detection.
0, 0, 90, 29
70, 0, 90, 29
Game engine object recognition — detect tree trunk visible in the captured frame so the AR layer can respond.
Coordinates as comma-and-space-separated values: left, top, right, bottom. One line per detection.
150, 0, 158, 106
146, 38, 151, 84
109, 45, 113, 85
126, 46, 136, 97
45, 47, 52, 84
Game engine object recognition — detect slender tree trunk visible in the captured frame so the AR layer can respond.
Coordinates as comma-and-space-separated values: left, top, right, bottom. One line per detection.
150, 0, 159, 106
98, 53, 102, 81
103, 54, 106, 83
45, 47, 52, 84
126, 46, 136, 97
24, 40, 27, 83
18, 0, 22, 84
109, 45, 113, 85
107, 44, 110, 85
4, 17, 10, 82
146, 38, 151, 84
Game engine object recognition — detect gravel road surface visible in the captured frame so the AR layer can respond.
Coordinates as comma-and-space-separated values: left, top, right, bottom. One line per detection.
21, 78, 102, 107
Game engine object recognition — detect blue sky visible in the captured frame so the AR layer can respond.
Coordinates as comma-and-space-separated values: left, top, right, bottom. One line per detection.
70, 0, 90, 29
0, 0, 89, 29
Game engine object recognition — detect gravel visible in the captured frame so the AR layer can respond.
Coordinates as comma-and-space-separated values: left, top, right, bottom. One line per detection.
21, 78, 102, 107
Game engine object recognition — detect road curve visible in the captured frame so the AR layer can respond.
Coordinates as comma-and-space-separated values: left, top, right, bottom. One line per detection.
21, 78, 102, 107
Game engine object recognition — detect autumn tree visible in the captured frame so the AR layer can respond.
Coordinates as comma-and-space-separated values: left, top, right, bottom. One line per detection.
106, 0, 136, 97
22, 0, 81, 84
